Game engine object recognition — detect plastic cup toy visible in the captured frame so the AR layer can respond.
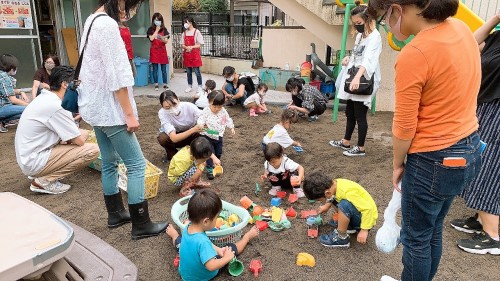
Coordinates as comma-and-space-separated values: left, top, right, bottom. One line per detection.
256, 220, 269, 231
292, 146, 304, 153
240, 196, 253, 210
252, 205, 264, 216
276, 191, 287, 199
228, 257, 245, 276
286, 207, 297, 218
213, 165, 223, 176
270, 198, 281, 207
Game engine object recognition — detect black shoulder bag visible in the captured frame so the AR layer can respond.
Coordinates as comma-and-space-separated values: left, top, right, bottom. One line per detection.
62, 14, 105, 113
343, 36, 375, 96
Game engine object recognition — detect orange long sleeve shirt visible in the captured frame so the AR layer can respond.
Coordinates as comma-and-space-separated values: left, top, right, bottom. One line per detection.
393, 18, 480, 153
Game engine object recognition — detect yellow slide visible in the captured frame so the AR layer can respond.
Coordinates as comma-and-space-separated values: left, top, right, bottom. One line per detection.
387, 2, 485, 50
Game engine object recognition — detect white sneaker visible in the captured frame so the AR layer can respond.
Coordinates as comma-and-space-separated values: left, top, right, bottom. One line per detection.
269, 186, 281, 196
185, 87, 192, 93
293, 187, 305, 198
380, 276, 399, 281
30, 178, 71, 195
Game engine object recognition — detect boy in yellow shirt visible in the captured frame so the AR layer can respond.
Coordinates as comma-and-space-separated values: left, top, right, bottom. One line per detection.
303, 171, 378, 248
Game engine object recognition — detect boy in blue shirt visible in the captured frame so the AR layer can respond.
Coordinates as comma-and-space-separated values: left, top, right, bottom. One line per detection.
166, 189, 259, 281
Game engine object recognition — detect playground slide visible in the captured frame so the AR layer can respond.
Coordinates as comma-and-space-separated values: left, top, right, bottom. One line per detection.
387, 2, 485, 51
310, 43, 334, 82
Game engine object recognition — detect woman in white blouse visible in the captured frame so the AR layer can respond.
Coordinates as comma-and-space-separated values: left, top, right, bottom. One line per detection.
78, 0, 167, 240
331, 2, 382, 158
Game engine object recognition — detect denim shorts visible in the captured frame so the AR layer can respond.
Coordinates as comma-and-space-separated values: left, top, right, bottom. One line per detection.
337, 199, 361, 230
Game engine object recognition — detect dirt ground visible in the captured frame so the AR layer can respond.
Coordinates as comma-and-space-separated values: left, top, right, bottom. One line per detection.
1, 96, 497, 281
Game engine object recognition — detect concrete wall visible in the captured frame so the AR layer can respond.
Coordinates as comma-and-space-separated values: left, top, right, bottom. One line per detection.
198, 57, 257, 76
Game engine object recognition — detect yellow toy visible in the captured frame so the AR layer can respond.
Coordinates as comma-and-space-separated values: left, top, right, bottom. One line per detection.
296, 253, 315, 267
271, 207, 283, 223
228, 214, 240, 226
213, 165, 223, 176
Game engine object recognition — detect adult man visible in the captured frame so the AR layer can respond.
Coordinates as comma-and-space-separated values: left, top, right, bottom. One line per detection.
221, 66, 254, 106
15, 66, 99, 194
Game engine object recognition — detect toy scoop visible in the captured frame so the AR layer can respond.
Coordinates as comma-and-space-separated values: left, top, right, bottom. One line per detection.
228, 257, 244, 276
249, 259, 262, 277
376, 182, 402, 253
213, 165, 223, 176
296, 253, 315, 267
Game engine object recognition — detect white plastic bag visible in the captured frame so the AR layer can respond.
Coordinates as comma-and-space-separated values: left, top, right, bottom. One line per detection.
376, 182, 402, 253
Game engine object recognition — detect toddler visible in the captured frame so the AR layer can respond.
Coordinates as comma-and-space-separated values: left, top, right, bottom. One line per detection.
194, 79, 216, 109
197, 90, 235, 180
243, 83, 268, 116
303, 171, 378, 248
262, 109, 301, 151
166, 189, 260, 281
262, 142, 305, 197
168, 137, 220, 196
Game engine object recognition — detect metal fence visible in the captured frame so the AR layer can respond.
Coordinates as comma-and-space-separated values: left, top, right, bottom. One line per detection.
462, 0, 499, 20
171, 12, 261, 68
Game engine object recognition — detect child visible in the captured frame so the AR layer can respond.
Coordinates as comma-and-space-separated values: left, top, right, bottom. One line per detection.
168, 137, 220, 196
262, 109, 301, 151
197, 90, 235, 180
261, 142, 305, 197
194, 79, 216, 109
303, 171, 378, 248
166, 189, 260, 281
243, 83, 268, 117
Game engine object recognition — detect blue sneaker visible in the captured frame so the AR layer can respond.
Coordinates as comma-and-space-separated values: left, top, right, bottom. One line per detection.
319, 230, 350, 248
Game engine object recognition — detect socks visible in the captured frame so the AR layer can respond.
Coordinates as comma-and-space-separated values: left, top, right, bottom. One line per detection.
337, 231, 348, 239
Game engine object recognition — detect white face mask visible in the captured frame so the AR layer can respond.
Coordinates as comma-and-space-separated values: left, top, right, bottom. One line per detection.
258, 91, 266, 97
154, 20, 161, 26
183, 23, 190, 30
226, 75, 234, 82
166, 106, 180, 116
9, 69, 17, 76
45, 62, 55, 70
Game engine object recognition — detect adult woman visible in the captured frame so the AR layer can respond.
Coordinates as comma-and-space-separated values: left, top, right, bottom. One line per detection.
31, 54, 60, 99
78, 0, 167, 240
285, 77, 328, 122
330, 1, 382, 157
452, 11, 500, 255
119, 21, 136, 78
368, 0, 483, 280
147, 12, 169, 91
182, 16, 204, 93
157, 90, 202, 161
0, 54, 29, 133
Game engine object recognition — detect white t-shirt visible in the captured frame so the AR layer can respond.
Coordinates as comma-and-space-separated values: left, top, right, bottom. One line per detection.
264, 156, 299, 174
336, 30, 382, 104
243, 93, 264, 106
195, 91, 209, 108
159, 102, 202, 135
262, 124, 293, 148
197, 107, 234, 140
78, 13, 137, 126
15, 90, 81, 176
181, 29, 204, 45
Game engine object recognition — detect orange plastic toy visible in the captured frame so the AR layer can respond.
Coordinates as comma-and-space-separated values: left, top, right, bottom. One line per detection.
252, 205, 264, 216
240, 196, 253, 210
288, 193, 298, 203
300, 210, 317, 219
249, 259, 263, 277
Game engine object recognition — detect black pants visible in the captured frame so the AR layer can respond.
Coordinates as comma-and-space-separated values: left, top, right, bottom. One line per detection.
292, 96, 326, 116
344, 99, 368, 147
203, 136, 223, 168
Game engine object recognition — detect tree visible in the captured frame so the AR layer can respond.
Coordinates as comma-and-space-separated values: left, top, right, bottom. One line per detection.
199, 0, 228, 13
172, 0, 201, 12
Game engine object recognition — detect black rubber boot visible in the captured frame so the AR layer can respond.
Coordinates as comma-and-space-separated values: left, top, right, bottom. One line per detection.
104, 192, 131, 228
129, 201, 168, 240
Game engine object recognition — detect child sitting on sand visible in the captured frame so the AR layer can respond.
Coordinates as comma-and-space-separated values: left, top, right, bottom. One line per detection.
194, 79, 216, 109
262, 109, 301, 151
168, 137, 220, 196
303, 171, 378, 248
166, 189, 259, 281
243, 83, 268, 117
261, 142, 305, 197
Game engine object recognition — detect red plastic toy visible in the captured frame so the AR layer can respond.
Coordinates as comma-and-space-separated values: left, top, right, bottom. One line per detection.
173, 255, 180, 268
288, 193, 298, 203
249, 259, 263, 277
307, 228, 318, 238
276, 191, 287, 199
256, 220, 269, 231
300, 210, 318, 219
285, 207, 297, 218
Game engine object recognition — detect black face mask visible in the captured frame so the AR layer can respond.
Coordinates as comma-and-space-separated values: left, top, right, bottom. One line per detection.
354, 24, 365, 33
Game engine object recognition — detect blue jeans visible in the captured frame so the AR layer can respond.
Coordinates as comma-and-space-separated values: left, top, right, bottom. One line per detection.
186, 67, 202, 87
204, 136, 223, 168
337, 200, 361, 230
224, 83, 247, 105
94, 125, 146, 204
400, 132, 481, 281
0, 104, 25, 122
152, 63, 167, 84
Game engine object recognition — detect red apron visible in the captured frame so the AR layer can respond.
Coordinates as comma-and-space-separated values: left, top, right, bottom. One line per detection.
149, 30, 169, 64
183, 29, 202, 68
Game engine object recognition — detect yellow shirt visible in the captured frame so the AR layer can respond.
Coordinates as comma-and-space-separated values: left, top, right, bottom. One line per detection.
335, 178, 378, 230
168, 146, 193, 183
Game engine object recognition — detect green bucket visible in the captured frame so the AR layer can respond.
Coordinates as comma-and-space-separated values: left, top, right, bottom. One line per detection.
301, 76, 310, 84
228, 258, 244, 277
